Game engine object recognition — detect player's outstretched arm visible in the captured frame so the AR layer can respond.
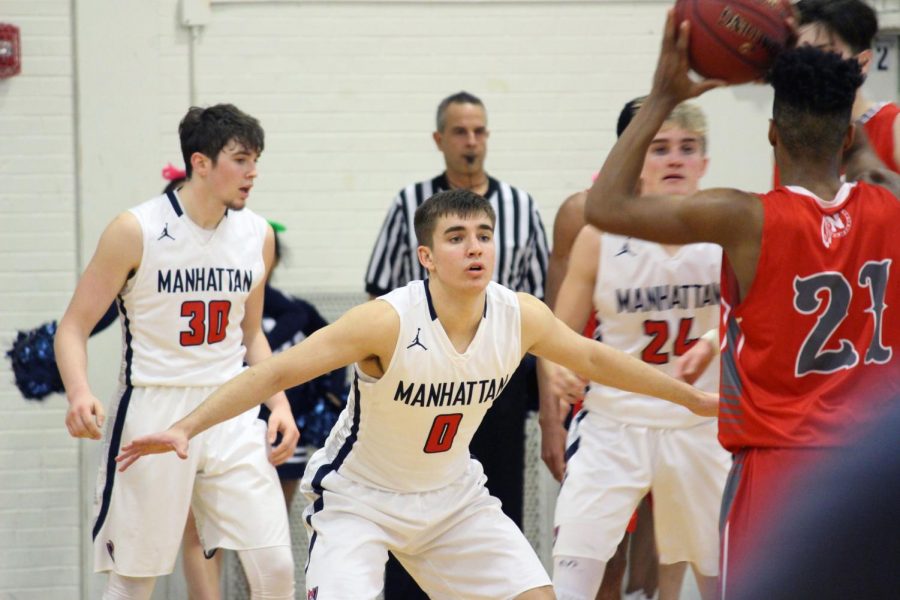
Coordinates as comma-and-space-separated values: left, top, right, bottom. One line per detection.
116, 299, 400, 470
521, 294, 717, 417
56, 213, 142, 440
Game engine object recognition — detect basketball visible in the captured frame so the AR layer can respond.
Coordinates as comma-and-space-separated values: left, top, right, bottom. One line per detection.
674, 0, 794, 84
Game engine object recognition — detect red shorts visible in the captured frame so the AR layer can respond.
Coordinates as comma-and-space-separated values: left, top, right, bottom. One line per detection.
719, 447, 836, 599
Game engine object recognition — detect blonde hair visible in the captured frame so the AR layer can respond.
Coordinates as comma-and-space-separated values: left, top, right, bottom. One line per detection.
664, 102, 707, 153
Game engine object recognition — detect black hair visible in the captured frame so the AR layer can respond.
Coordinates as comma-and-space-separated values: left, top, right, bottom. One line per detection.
768, 46, 863, 161
616, 96, 647, 137
414, 189, 496, 248
436, 91, 485, 132
796, 0, 879, 55
179, 104, 264, 178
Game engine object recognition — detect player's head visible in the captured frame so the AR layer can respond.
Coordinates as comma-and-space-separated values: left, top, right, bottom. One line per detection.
640, 101, 709, 197
768, 46, 863, 164
415, 189, 496, 287
179, 104, 264, 177
433, 92, 490, 178
795, 0, 877, 75
179, 104, 264, 209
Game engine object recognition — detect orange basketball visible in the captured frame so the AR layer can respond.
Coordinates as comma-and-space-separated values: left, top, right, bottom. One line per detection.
674, 0, 794, 84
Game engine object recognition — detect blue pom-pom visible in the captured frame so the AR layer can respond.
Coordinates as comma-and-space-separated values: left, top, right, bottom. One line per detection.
5, 321, 64, 401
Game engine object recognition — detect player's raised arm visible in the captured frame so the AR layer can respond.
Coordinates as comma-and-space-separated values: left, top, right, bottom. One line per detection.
116, 299, 400, 470
520, 293, 717, 417
585, 10, 761, 291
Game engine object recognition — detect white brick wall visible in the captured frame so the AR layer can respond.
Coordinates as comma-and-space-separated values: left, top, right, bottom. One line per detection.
0, 1, 81, 598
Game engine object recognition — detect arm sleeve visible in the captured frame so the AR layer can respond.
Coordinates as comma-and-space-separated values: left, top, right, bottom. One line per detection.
364, 193, 409, 297
522, 195, 550, 299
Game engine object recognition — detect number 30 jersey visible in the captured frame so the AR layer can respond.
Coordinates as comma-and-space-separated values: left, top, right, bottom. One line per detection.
316, 280, 521, 492
585, 234, 721, 429
720, 182, 900, 451
117, 191, 268, 387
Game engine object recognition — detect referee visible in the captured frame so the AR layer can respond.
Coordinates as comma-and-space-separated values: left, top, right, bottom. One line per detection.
365, 91, 549, 600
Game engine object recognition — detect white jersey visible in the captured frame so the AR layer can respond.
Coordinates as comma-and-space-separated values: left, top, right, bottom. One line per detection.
313, 280, 522, 492
117, 191, 268, 387
585, 234, 721, 428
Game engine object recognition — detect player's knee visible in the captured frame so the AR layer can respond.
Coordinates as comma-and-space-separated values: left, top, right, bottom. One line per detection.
103, 573, 156, 600
239, 545, 295, 600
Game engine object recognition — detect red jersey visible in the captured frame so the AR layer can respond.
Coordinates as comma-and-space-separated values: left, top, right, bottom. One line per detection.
860, 102, 900, 172
719, 182, 900, 451
773, 102, 900, 185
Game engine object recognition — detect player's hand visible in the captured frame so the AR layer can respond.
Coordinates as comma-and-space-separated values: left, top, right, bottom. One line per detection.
266, 403, 300, 466
115, 427, 189, 472
652, 9, 727, 104
548, 365, 588, 405
685, 391, 719, 418
539, 399, 569, 482
65, 391, 106, 440
674, 338, 716, 385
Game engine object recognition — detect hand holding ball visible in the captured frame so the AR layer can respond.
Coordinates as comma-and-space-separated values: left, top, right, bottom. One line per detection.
673, 0, 794, 84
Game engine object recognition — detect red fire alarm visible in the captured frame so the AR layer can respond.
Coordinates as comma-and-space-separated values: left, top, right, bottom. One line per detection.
0, 23, 21, 79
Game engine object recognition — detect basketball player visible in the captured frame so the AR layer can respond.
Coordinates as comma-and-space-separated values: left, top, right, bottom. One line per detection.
772, 0, 900, 184
550, 101, 729, 600
586, 11, 900, 595
540, 96, 660, 600
55, 104, 298, 600
115, 189, 717, 600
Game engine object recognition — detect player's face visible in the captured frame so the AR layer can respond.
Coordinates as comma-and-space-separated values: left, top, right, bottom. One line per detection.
640, 126, 708, 197
209, 141, 259, 211
796, 23, 856, 60
434, 103, 490, 177
420, 213, 496, 291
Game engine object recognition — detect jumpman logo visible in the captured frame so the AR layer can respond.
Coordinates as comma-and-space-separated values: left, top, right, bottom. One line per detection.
615, 237, 636, 257
406, 328, 427, 351
157, 223, 175, 241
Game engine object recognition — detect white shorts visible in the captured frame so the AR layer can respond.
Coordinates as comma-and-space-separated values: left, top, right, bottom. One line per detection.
553, 411, 730, 576
300, 453, 551, 599
92, 385, 290, 577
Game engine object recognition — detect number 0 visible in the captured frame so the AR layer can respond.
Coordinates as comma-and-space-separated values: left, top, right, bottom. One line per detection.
423, 413, 463, 453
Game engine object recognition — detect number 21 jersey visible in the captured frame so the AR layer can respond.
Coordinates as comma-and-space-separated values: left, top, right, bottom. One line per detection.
720, 182, 900, 450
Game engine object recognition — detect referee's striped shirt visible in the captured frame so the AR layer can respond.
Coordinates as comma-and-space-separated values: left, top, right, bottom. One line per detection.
365, 173, 549, 298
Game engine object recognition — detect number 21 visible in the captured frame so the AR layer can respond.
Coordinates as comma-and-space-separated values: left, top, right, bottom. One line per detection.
793, 260, 892, 376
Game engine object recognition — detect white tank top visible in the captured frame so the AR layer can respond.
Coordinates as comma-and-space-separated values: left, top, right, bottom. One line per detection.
117, 191, 268, 387
584, 234, 721, 428
318, 280, 522, 492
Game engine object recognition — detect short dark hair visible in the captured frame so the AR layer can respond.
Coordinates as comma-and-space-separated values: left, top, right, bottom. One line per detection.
768, 46, 863, 161
616, 96, 647, 137
436, 91, 485, 132
414, 189, 496, 248
179, 104, 264, 178
796, 0, 879, 54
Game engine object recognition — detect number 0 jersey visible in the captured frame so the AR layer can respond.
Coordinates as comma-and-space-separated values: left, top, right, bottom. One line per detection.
720, 182, 900, 451
117, 191, 268, 387
312, 280, 522, 492
584, 234, 721, 429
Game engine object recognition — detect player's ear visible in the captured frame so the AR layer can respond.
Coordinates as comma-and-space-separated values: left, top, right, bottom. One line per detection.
432, 130, 443, 151
417, 245, 434, 271
190, 152, 211, 177
842, 123, 856, 154
856, 49, 873, 77
767, 119, 777, 148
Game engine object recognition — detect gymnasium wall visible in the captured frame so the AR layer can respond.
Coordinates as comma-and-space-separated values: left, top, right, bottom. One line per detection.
0, 1, 895, 598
